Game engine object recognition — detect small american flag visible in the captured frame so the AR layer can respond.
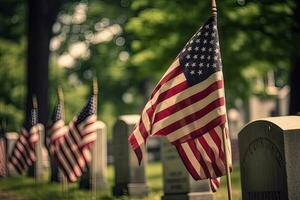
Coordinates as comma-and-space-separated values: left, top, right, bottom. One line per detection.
128, 15, 232, 188
47, 100, 86, 182
48, 93, 98, 182
69, 95, 98, 164
8, 107, 39, 174
0, 126, 7, 177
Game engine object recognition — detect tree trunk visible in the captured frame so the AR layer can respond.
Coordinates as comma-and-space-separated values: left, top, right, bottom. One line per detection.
289, 1, 300, 115
26, 0, 63, 177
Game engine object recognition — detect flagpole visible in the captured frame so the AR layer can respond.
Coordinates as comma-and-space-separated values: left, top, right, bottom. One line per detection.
32, 95, 39, 199
91, 78, 98, 200
58, 87, 69, 200
210, 0, 233, 199
221, 127, 233, 200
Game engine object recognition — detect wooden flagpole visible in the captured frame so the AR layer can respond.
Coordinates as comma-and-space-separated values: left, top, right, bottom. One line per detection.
91, 78, 98, 200
210, 0, 233, 199
222, 127, 233, 200
32, 95, 39, 199
57, 87, 69, 200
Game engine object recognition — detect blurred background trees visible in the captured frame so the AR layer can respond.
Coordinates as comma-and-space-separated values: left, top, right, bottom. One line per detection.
0, 0, 298, 133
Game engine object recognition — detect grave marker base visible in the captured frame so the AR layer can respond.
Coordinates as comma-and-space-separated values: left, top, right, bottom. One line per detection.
162, 192, 214, 200
113, 183, 148, 197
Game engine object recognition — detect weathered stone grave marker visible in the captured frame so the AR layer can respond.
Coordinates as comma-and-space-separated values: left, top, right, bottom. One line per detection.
239, 116, 300, 200
79, 120, 108, 189
161, 138, 214, 200
5, 132, 19, 176
112, 114, 148, 197
34, 124, 48, 181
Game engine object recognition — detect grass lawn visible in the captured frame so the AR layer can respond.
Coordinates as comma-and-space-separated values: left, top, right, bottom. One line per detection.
0, 162, 241, 200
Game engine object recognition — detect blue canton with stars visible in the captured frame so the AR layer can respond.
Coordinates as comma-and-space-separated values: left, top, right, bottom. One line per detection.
31, 108, 38, 127
51, 101, 62, 123
179, 16, 222, 86
76, 95, 97, 125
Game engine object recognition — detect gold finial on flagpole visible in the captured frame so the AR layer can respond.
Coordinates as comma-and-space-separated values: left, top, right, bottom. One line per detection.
32, 95, 38, 110
211, 0, 217, 16
93, 78, 98, 96
93, 78, 98, 114
57, 87, 65, 120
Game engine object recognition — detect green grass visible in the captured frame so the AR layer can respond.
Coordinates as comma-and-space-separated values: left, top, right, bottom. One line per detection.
0, 162, 241, 200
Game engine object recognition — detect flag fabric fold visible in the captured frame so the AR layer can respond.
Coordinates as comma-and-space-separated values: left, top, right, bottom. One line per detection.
8, 107, 39, 174
128, 15, 232, 190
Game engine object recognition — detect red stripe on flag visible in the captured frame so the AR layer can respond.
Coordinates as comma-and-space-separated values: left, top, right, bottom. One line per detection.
64, 135, 84, 173
152, 81, 189, 111
57, 143, 77, 175
173, 115, 227, 144
209, 129, 225, 165
128, 134, 143, 165
151, 65, 182, 97
154, 98, 225, 136
175, 143, 201, 180
128, 133, 139, 151
138, 120, 149, 142
153, 80, 223, 123
187, 140, 211, 178
197, 137, 222, 177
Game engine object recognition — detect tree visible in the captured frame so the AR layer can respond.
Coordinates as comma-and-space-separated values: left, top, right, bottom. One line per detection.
25, 0, 66, 129
289, 1, 300, 115
26, 0, 67, 177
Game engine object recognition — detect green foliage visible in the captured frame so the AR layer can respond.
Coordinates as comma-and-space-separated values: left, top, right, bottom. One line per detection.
0, 0, 297, 132
125, 0, 295, 107
0, 39, 26, 130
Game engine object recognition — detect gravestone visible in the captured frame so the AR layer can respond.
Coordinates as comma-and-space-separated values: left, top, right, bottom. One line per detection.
35, 124, 48, 181
276, 86, 290, 116
161, 138, 214, 200
79, 121, 108, 189
0, 128, 7, 177
247, 96, 276, 122
5, 132, 18, 176
239, 116, 300, 200
112, 115, 148, 197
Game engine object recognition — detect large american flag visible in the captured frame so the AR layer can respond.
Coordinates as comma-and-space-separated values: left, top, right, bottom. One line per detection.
48, 95, 98, 182
8, 108, 39, 174
128, 15, 232, 188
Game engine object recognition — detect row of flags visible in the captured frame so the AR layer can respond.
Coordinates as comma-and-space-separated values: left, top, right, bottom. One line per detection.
8, 87, 98, 182
4, 13, 231, 193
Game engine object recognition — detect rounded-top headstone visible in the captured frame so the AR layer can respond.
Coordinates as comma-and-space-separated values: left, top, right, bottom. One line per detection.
239, 116, 300, 200
112, 114, 148, 197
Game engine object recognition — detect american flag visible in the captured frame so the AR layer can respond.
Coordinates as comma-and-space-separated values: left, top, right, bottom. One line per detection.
8, 107, 39, 174
128, 15, 232, 188
0, 126, 7, 177
48, 94, 98, 182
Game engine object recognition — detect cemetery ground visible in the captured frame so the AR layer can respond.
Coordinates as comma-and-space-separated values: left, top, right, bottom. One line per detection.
0, 162, 241, 200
